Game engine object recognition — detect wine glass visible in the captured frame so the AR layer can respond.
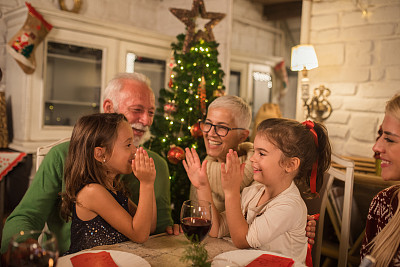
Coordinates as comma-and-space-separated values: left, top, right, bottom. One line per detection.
180, 200, 212, 243
8, 229, 59, 267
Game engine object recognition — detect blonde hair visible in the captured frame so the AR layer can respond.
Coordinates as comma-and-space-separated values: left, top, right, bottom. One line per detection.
368, 94, 400, 267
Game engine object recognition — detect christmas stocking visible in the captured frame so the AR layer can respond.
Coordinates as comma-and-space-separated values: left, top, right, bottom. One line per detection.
6, 2, 53, 74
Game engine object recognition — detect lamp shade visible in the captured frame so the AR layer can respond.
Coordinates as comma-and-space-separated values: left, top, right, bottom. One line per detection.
290, 45, 318, 71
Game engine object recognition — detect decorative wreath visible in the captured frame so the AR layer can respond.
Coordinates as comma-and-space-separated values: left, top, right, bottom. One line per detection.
58, 0, 82, 13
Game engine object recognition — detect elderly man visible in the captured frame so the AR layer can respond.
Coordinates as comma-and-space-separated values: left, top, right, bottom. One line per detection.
1, 73, 178, 256
190, 95, 316, 242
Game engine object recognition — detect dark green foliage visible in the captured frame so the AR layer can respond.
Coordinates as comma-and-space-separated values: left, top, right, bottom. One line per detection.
144, 33, 225, 223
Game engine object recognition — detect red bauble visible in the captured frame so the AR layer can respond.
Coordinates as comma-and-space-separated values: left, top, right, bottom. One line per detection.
190, 122, 203, 138
167, 146, 185, 165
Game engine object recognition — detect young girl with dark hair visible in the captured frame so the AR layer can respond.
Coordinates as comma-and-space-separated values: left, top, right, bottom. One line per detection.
61, 113, 156, 254
184, 118, 331, 264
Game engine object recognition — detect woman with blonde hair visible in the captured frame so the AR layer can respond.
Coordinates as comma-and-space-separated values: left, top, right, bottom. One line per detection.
360, 94, 400, 266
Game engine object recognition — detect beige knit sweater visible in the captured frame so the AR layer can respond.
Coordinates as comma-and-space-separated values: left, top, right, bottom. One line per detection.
189, 142, 255, 212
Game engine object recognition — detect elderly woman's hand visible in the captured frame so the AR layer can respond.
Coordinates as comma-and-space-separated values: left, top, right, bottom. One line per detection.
183, 147, 209, 190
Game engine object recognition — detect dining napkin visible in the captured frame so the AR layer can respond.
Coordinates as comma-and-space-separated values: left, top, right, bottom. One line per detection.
70, 251, 118, 267
245, 254, 294, 267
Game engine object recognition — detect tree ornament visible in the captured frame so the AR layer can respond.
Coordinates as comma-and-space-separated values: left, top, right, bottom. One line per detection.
190, 122, 203, 138
213, 88, 225, 97
167, 146, 185, 165
164, 100, 177, 115
7, 2, 53, 74
169, 0, 225, 53
198, 76, 207, 115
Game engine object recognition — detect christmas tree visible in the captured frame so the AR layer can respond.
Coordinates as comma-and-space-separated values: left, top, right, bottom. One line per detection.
145, 0, 225, 223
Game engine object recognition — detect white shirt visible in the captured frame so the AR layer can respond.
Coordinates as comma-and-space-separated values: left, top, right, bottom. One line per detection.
218, 181, 308, 264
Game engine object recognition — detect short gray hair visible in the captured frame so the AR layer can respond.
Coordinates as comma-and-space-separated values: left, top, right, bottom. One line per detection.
208, 95, 252, 129
103, 72, 153, 111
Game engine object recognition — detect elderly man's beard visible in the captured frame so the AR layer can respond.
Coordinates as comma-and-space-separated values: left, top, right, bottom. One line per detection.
131, 123, 151, 146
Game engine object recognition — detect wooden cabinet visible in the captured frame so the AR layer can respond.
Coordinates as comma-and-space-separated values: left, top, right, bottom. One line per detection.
4, 6, 173, 153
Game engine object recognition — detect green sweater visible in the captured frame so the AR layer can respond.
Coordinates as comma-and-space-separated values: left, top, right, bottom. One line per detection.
1, 141, 173, 255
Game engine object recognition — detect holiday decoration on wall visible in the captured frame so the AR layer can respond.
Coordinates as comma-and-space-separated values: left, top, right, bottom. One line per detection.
58, 0, 82, 13
145, 0, 226, 222
6, 2, 53, 74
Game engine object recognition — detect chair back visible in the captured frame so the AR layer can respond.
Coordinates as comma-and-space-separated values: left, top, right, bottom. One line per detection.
314, 153, 355, 267
36, 137, 70, 170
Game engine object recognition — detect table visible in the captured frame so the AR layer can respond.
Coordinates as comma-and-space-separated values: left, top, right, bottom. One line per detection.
90, 233, 237, 266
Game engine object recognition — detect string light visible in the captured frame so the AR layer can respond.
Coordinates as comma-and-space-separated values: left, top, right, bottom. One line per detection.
181, 118, 185, 122
171, 74, 175, 78
193, 63, 197, 66
189, 107, 193, 111
198, 77, 202, 82
170, 121, 174, 125
178, 137, 182, 141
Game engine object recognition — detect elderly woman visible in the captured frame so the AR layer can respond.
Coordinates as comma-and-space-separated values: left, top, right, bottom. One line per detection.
190, 95, 253, 212
360, 94, 400, 267
190, 95, 316, 242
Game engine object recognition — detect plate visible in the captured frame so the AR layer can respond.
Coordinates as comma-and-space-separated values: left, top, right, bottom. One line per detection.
57, 249, 150, 267
212, 250, 305, 267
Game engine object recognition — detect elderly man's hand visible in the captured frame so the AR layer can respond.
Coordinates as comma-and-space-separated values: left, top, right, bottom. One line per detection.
165, 224, 182, 235
306, 214, 317, 245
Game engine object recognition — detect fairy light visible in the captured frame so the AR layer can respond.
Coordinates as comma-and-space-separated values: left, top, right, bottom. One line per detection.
184, 89, 187, 92
180, 66, 184, 70
189, 107, 193, 111
195, 95, 199, 99
206, 64, 209, 67
207, 54, 210, 57
166, 116, 169, 120
181, 118, 185, 122
177, 60, 181, 64
178, 137, 182, 141
162, 138, 166, 142
198, 77, 202, 82
213, 71, 216, 74
189, 83, 193, 87
193, 63, 197, 66
171, 74, 175, 78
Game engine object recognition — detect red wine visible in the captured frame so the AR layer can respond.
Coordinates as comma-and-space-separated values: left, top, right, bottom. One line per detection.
181, 217, 211, 243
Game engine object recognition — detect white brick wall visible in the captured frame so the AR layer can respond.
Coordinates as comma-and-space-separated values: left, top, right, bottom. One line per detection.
307, 0, 400, 157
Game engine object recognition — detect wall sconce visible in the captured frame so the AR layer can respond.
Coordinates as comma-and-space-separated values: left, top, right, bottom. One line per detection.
291, 44, 332, 122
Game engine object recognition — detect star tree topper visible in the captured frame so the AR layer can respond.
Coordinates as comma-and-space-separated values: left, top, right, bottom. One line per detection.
170, 0, 225, 53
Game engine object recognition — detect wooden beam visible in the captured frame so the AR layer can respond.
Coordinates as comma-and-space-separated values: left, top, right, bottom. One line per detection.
262, 1, 302, 20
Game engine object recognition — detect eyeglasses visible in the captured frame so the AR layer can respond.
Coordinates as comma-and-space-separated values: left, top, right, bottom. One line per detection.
199, 121, 245, 137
